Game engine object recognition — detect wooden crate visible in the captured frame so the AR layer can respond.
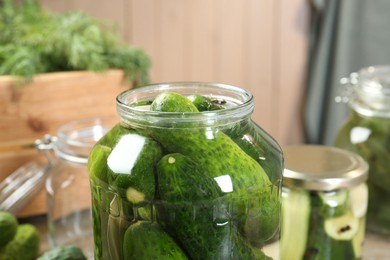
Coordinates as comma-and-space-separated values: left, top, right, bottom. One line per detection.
0, 70, 132, 217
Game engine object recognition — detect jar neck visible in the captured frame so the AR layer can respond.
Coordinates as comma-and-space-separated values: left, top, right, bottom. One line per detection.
116, 82, 255, 128
348, 65, 390, 118
54, 118, 113, 164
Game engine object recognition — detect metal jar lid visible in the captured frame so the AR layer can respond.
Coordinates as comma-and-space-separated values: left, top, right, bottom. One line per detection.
283, 145, 368, 191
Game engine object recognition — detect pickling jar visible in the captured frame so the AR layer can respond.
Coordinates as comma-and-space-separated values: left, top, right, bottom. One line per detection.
335, 65, 390, 236
88, 82, 284, 260
282, 145, 368, 260
36, 118, 113, 259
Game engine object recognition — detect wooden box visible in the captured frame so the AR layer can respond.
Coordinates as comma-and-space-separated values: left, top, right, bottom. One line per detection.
0, 70, 132, 217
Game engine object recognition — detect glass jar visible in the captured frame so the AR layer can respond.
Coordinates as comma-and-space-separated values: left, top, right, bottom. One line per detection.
335, 65, 390, 235
36, 118, 114, 259
88, 82, 284, 260
282, 145, 368, 260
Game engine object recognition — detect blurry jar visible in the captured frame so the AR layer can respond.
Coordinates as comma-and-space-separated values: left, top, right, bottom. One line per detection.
88, 82, 284, 260
282, 145, 368, 260
335, 65, 390, 235
36, 118, 113, 259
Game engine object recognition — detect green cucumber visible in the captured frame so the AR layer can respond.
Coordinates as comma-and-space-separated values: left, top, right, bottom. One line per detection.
88, 144, 111, 182
187, 94, 223, 111
281, 188, 310, 260
106, 131, 162, 205
318, 190, 349, 218
0, 211, 18, 249
38, 245, 87, 260
123, 221, 188, 259
0, 224, 40, 260
303, 193, 357, 260
156, 153, 259, 260
150, 92, 279, 242
150, 92, 198, 112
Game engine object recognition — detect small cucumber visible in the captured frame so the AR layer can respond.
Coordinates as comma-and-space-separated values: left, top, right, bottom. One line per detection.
123, 221, 188, 259
0, 224, 40, 260
187, 94, 223, 111
151, 92, 199, 112
281, 188, 310, 260
0, 211, 18, 249
38, 245, 87, 260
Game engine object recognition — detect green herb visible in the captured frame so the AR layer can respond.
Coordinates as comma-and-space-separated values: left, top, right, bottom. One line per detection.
0, 0, 150, 86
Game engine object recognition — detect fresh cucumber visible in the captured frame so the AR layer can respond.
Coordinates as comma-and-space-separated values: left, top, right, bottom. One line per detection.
281, 188, 310, 260
123, 221, 188, 259
38, 245, 87, 260
156, 153, 258, 259
0, 224, 40, 260
0, 211, 18, 249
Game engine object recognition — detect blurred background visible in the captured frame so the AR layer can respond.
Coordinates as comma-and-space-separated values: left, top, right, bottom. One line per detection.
39, 0, 310, 146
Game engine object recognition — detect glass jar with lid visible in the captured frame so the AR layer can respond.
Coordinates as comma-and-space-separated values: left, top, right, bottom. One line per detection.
36, 118, 114, 259
335, 65, 390, 235
281, 145, 368, 260
88, 82, 284, 260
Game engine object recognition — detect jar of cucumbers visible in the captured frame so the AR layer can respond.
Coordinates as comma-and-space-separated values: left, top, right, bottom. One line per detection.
282, 145, 368, 260
87, 82, 283, 260
335, 65, 390, 236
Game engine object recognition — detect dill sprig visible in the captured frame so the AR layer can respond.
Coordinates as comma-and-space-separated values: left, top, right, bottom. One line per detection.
0, 0, 150, 86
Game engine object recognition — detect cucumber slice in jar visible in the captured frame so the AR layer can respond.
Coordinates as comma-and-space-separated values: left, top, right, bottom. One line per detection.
324, 212, 359, 240
352, 218, 365, 259
281, 188, 310, 260
349, 183, 368, 218
318, 190, 349, 218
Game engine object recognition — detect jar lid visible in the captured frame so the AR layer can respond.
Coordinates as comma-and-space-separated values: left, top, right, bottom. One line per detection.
283, 145, 368, 191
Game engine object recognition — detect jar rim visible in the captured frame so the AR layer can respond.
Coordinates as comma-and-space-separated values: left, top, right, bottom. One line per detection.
348, 65, 390, 117
116, 82, 254, 127
282, 145, 368, 191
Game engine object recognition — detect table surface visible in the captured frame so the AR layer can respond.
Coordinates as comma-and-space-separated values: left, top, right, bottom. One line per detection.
364, 232, 390, 260
26, 215, 390, 259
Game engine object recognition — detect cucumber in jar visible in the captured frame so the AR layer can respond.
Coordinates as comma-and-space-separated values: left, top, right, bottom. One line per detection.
282, 187, 365, 260
303, 192, 360, 260
103, 126, 163, 205
88, 123, 163, 259
150, 92, 280, 243
156, 153, 267, 260
123, 221, 188, 260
